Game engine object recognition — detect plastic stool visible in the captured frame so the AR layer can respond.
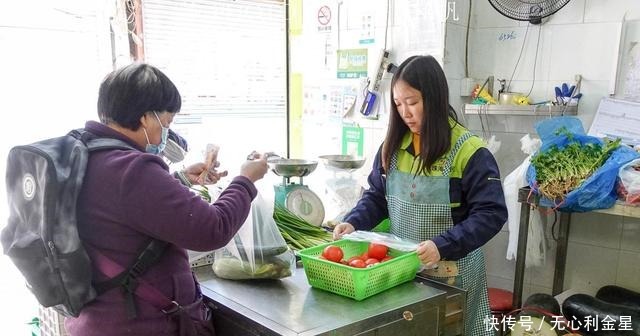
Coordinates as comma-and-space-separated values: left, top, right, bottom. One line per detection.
488, 287, 514, 336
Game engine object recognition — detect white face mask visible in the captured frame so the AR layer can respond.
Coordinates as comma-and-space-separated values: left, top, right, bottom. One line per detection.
143, 112, 169, 155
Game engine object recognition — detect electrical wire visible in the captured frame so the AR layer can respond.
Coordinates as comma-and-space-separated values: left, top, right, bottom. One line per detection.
384, 0, 390, 49
526, 24, 542, 98
506, 23, 530, 93
551, 210, 558, 241
464, 0, 472, 77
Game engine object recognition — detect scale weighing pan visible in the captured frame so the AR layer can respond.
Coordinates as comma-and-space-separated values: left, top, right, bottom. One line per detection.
318, 155, 366, 170
269, 159, 318, 177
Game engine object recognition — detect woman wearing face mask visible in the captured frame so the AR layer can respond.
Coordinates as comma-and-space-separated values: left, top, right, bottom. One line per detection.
65, 63, 268, 336
333, 55, 507, 336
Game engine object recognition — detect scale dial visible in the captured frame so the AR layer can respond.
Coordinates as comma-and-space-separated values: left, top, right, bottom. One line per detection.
285, 187, 325, 226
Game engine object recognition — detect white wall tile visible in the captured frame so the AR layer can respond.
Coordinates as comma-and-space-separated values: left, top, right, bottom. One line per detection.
472, 0, 521, 28
444, 23, 467, 80
616, 250, 640, 293
470, 24, 552, 88
543, 0, 586, 25
546, 23, 620, 81
568, 213, 623, 249
483, 231, 516, 281
585, 0, 640, 22
563, 242, 619, 295
621, 217, 640, 252
575, 80, 611, 129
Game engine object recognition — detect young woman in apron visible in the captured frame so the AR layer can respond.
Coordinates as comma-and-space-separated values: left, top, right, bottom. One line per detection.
334, 55, 507, 336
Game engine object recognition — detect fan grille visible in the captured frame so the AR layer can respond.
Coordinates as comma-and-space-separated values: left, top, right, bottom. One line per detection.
488, 0, 572, 23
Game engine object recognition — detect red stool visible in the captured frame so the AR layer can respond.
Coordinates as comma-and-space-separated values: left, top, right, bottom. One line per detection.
488, 287, 514, 336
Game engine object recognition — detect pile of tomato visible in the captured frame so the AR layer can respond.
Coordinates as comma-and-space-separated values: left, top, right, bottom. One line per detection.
320, 243, 394, 268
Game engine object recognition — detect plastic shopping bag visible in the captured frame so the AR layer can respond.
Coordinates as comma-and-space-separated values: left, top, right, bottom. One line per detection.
504, 135, 546, 265
526, 117, 639, 212
341, 231, 420, 252
212, 193, 295, 280
618, 158, 640, 205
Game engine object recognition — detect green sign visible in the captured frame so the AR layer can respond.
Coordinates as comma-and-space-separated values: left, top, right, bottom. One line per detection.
337, 49, 368, 79
342, 125, 364, 156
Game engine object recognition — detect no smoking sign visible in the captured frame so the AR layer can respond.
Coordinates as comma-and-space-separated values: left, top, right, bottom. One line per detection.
318, 5, 331, 26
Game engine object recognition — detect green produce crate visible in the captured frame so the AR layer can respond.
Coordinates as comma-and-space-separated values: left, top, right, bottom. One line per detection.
298, 240, 420, 301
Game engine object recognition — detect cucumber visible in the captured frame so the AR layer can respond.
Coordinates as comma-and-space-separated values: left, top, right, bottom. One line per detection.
562, 294, 640, 336
596, 285, 640, 311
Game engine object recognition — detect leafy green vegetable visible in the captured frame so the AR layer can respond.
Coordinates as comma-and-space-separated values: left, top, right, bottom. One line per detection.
176, 170, 212, 202
530, 128, 621, 202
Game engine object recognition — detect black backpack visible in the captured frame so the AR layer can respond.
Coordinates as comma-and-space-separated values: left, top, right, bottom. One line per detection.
1, 129, 167, 317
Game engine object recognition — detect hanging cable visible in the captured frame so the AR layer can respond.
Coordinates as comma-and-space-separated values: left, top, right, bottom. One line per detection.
384, 0, 390, 49
506, 23, 530, 93
526, 25, 542, 98
464, 0, 472, 77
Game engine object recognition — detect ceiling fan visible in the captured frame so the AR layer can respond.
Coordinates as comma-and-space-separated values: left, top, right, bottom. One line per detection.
488, 0, 572, 24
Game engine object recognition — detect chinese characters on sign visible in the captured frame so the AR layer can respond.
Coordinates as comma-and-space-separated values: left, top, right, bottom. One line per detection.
485, 315, 635, 333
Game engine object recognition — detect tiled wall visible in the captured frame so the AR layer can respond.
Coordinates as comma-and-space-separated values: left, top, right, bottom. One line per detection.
443, 0, 640, 299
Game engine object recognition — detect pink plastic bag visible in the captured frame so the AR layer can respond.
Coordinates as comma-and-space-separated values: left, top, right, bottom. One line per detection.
618, 158, 640, 204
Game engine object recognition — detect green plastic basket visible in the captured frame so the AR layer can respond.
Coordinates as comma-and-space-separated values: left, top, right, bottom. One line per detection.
298, 240, 420, 301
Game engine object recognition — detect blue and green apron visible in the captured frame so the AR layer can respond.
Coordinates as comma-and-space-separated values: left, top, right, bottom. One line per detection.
386, 132, 493, 336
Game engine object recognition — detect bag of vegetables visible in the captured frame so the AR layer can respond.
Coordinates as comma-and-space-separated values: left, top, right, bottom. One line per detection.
526, 117, 639, 212
618, 158, 640, 205
212, 193, 295, 280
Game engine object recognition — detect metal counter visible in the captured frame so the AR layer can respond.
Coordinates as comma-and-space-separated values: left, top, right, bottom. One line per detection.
196, 266, 451, 336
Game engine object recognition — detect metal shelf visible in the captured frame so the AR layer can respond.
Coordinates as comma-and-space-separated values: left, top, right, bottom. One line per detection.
463, 104, 578, 116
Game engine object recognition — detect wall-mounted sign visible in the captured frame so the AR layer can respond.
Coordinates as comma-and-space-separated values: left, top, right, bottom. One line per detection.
342, 125, 364, 156
336, 48, 368, 79
317, 5, 332, 32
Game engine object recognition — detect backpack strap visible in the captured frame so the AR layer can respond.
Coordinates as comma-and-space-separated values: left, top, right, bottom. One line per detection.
71, 128, 174, 318
91, 240, 170, 319
69, 128, 136, 152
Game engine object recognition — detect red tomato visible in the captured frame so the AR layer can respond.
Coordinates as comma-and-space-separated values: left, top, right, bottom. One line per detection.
322, 245, 344, 263
359, 252, 369, 261
381, 256, 394, 262
349, 259, 366, 268
364, 258, 380, 266
347, 256, 361, 264
368, 243, 388, 260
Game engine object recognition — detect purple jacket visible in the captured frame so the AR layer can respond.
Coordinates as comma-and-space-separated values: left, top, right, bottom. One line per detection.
65, 121, 257, 335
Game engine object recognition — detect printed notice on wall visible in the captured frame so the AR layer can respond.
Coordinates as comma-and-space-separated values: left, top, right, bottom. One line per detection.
588, 97, 640, 145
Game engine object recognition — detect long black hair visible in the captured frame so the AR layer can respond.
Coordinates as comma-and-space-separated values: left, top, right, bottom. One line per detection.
382, 55, 460, 174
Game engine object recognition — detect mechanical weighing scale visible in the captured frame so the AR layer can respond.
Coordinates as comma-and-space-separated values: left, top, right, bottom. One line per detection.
269, 159, 325, 226
318, 155, 366, 221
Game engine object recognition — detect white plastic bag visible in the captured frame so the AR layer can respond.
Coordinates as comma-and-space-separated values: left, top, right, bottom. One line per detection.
618, 158, 640, 204
505, 134, 544, 263
212, 193, 295, 280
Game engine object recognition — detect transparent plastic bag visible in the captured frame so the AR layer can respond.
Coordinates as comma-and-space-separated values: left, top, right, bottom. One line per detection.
341, 231, 419, 252
618, 158, 640, 205
212, 193, 295, 280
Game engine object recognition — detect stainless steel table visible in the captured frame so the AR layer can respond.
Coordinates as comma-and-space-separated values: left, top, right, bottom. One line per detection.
514, 187, 640, 308
196, 266, 455, 336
